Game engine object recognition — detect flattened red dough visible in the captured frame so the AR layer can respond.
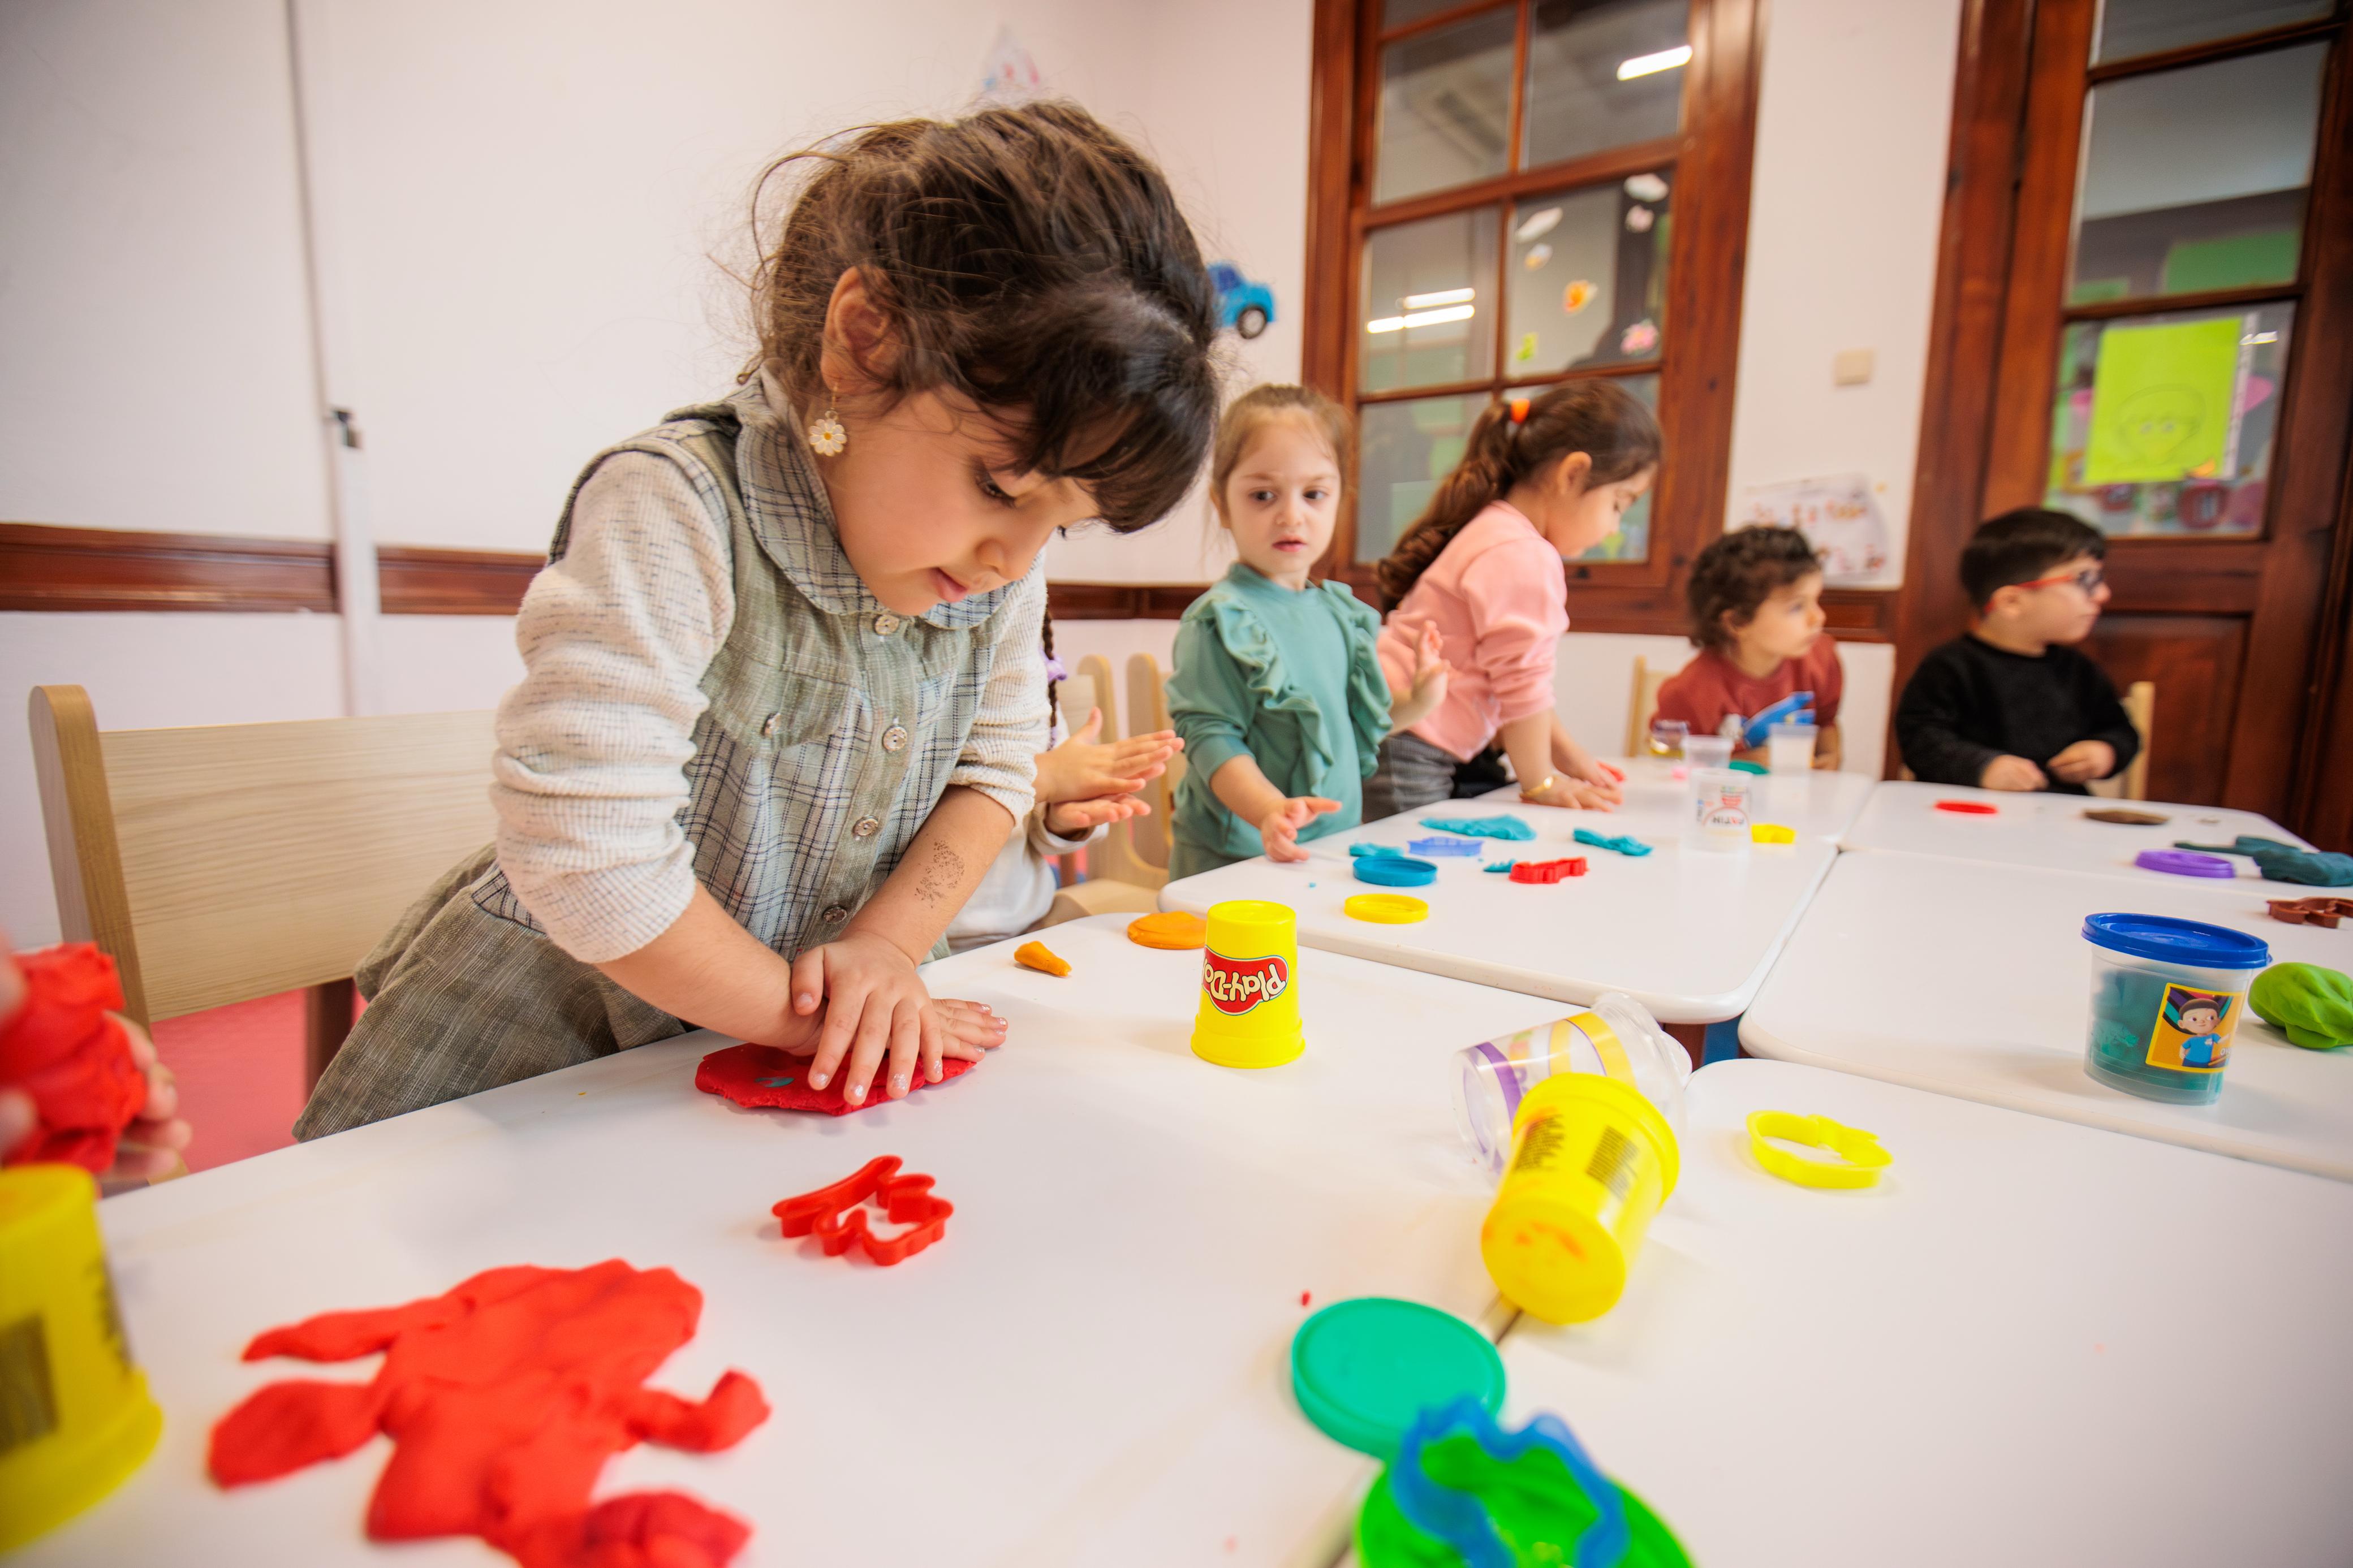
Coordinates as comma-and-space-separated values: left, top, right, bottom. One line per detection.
0, 943, 145, 1172
695, 1042, 975, 1116
208, 1262, 768, 1568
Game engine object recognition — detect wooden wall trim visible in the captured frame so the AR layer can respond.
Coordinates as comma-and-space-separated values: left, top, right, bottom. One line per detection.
376, 545, 542, 615
0, 522, 337, 614
0, 521, 1209, 621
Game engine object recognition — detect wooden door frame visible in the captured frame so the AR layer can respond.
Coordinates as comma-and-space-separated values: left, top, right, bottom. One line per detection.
1300, 0, 1818, 638
1895, 0, 2353, 832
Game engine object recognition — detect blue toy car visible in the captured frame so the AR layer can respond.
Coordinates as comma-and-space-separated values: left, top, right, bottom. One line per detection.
1209, 261, 1275, 339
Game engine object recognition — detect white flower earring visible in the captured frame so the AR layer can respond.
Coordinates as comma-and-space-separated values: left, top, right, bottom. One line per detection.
807, 390, 847, 457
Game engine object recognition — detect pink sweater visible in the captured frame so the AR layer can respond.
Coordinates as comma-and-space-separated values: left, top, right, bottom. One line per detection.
1376, 502, 1567, 763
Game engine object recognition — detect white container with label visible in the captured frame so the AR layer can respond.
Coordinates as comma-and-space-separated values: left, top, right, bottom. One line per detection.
1688, 768, 1752, 852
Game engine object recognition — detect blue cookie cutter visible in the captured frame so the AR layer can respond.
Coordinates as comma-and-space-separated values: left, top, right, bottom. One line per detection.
1409, 835, 1486, 858
1389, 1397, 1629, 1568
1355, 855, 1438, 887
1574, 828, 1653, 858
1421, 815, 1537, 842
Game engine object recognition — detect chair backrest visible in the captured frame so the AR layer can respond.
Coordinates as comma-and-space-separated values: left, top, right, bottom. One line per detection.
1624, 656, 1677, 755
1055, 670, 1097, 740
29, 685, 498, 1024
2085, 681, 2155, 802
1124, 653, 1180, 872
1068, 656, 1166, 889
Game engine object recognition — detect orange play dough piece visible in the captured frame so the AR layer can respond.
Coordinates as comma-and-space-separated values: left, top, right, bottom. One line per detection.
1014, 941, 1072, 977
1126, 912, 1208, 950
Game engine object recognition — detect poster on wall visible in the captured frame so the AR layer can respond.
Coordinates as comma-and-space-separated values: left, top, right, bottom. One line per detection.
1736, 473, 1890, 585
978, 26, 1042, 103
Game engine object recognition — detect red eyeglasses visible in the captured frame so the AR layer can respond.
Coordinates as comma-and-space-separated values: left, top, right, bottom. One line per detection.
2015, 565, 2106, 594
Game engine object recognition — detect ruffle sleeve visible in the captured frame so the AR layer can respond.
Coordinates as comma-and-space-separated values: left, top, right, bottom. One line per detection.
1324, 583, 1393, 779
1200, 590, 1341, 779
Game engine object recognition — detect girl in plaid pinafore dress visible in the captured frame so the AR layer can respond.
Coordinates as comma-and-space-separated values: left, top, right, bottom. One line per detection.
298, 103, 1218, 1137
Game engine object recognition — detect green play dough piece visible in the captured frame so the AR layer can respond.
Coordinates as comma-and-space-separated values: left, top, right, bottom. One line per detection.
2251, 962, 2353, 1051
1291, 1299, 1505, 1461
1357, 1435, 1692, 1568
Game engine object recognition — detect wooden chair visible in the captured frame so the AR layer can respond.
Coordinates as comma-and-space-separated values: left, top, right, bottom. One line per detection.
28, 686, 499, 1092
2085, 681, 2155, 801
1123, 653, 1183, 874
1063, 655, 1165, 892
1623, 655, 1677, 755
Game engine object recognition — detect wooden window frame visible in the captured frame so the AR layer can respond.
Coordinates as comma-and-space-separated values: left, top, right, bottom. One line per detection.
1304, 0, 1813, 638
1898, 0, 2353, 826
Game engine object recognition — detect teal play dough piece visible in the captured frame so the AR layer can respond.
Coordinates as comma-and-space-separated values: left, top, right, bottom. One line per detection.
1483, 861, 1515, 874
1728, 758, 1768, 775
2176, 836, 2353, 888
1574, 828, 1652, 858
1290, 1298, 1505, 1461
1357, 856, 1438, 887
1421, 816, 1537, 842
1352, 843, 1407, 858
2251, 963, 2353, 1050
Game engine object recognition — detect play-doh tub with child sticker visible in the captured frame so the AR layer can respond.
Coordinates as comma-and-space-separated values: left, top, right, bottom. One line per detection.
2082, 913, 2270, 1105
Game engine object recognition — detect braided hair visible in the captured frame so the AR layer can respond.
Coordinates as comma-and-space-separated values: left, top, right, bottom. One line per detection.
1374, 379, 1661, 611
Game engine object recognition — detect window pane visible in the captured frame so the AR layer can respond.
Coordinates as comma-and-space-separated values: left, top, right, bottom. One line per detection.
1356, 393, 1487, 564
1384, 0, 1494, 28
1361, 208, 1500, 394
1575, 373, 1658, 562
1524, 0, 1690, 170
1505, 174, 1670, 374
2070, 44, 2324, 303
2044, 301, 2292, 537
1374, 10, 1517, 205
2093, 0, 2330, 63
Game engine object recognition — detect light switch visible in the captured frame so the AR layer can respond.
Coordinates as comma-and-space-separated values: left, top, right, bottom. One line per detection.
1833, 348, 1874, 386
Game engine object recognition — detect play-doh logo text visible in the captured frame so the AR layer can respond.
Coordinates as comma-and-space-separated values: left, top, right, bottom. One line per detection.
1201, 951, 1289, 1015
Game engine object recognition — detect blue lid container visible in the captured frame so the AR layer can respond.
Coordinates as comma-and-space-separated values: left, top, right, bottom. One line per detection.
2082, 913, 2269, 971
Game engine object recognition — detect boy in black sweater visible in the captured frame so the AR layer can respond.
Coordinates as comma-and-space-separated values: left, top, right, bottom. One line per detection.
1896, 508, 2139, 794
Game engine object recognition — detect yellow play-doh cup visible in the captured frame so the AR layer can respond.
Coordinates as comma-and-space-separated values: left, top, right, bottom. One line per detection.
1191, 900, 1304, 1069
0, 1164, 162, 1552
1480, 1073, 1679, 1324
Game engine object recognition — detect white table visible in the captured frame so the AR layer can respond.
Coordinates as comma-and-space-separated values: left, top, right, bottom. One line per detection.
1842, 779, 2309, 883
1162, 799, 1840, 1023
1480, 756, 1877, 843
1496, 1059, 2353, 1568
24, 916, 1572, 1568
1741, 852, 2353, 1180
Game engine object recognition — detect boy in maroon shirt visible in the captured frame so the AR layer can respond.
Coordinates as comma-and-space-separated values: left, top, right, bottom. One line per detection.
1653, 526, 1843, 768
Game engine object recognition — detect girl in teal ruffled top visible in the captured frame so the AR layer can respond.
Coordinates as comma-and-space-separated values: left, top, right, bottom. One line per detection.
1167, 386, 1450, 878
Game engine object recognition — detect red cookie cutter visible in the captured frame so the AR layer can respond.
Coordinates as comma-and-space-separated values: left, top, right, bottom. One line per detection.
2267, 896, 2353, 929
1934, 800, 1998, 815
1507, 856, 1588, 884
773, 1155, 953, 1267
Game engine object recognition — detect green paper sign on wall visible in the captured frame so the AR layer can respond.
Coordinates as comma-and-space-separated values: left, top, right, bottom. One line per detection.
2082, 314, 2244, 485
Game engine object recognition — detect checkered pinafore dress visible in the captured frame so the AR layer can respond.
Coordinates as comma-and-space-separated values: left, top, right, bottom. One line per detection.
296, 383, 1032, 1138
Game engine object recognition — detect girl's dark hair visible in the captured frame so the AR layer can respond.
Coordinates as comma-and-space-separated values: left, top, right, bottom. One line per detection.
1685, 525, 1824, 651
750, 101, 1220, 531
1374, 380, 1661, 610
1042, 604, 1059, 728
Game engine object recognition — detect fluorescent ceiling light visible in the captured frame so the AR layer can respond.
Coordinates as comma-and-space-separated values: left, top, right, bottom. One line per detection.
1617, 45, 1691, 80
1365, 304, 1477, 334
1402, 287, 1475, 309
2242, 331, 2278, 345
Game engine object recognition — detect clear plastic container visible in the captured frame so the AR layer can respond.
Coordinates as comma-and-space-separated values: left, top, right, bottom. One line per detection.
1767, 722, 1817, 773
1686, 768, 1751, 853
2082, 913, 2270, 1105
1646, 718, 1689, 758
1683, 735, 1733, 772
1452, 993, 1690, 1178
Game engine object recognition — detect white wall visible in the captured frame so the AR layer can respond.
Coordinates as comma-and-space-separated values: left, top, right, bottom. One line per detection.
0, 0, 330, 538
1721, 0, 1961, 591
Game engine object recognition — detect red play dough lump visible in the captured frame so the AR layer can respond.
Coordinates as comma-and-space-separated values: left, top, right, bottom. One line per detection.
0, 943, 145, 1172
695, 1042, 975, 1116
209, 1260, 768, 1568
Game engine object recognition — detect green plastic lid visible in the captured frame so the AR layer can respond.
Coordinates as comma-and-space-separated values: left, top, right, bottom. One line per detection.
1290, 1298, 1505, 1459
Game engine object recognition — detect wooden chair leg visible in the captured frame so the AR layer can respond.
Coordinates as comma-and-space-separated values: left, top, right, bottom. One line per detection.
304, 978, 357, 1094
1663, 1021, 1706, 1072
